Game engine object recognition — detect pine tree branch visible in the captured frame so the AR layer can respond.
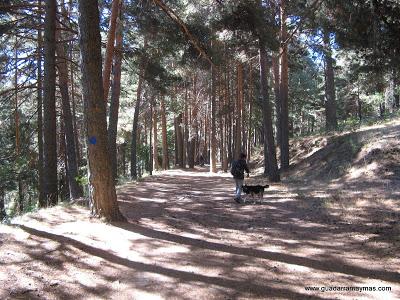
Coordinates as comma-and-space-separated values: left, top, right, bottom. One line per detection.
152, 0, 214, 66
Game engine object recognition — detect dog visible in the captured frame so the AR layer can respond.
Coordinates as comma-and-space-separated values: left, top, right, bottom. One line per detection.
242, 184, 269, 204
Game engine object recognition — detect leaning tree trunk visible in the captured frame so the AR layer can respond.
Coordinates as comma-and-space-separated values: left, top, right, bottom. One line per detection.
77, 0, 125, 221
43, 0, 58, 206
259, 39, 280, 182
323, 29, 337, 132
279, 0, 290, 171
108, 4, 123, 180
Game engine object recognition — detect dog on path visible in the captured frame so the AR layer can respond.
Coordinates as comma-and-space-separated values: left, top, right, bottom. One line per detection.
242, 184, 269, 204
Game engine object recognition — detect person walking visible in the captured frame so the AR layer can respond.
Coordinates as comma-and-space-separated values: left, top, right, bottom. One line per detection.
231, 153, 250, 203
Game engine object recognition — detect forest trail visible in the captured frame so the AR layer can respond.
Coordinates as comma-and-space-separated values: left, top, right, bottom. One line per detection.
1, 166, 400, 299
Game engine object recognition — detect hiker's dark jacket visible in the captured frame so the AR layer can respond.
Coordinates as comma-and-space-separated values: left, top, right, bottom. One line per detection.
232, 159, 250, 180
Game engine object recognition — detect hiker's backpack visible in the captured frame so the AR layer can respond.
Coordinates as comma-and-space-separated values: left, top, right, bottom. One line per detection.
230, 161, 242, 177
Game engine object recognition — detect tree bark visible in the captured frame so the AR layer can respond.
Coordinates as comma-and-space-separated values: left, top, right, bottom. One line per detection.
77, 0, 125, 221
272, 55, 281, 146
0, 188, 5, 220
247, 62, 253, 162
210, 65, 217, 173
56, 27, 83, 200
152, 100, 159, 171
188, 75, 198, 168
176, 113, 184, 168
160, 96, 169, 170
37, 7, 45, 206
43, 0, 58, 206
235, 62, 243, 159
259, 39, 280, 182
108, 4, 123, 180
183, 84, 188, 168
323, 29, 337, 131
102, 0, 121, 104
279, 0, 289, 170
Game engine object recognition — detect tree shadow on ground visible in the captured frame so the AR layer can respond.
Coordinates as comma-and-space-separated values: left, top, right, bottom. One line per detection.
13, 225, 329, 300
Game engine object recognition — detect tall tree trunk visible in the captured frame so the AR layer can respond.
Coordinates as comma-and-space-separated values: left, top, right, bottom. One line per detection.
176, 113, 184, 168
56, 28, 83, 200
279, 0, 289, 170
234, 62, 243, 159
188, 75, 198, 168
149, 103, 153, 175
259, 38, 280, 182
247, 62, 253, 162
160, 96, 169, 170
272, 55, 281, 146
130, 39, 147, 178
183, 83, 188, 167
152, 100, 159, 171
70, 58, 81, 167
323, 29, 337, 131
108, 4, 123, 180
14, 36, 20, 156
77, 0, 125, 221
37, 6, 45, 206
210, 65, 217, 173
102, 0, 121, 103
43, 0, 58, 206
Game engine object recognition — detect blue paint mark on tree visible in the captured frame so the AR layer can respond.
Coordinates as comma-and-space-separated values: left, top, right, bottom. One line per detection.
89, 136, 97, 145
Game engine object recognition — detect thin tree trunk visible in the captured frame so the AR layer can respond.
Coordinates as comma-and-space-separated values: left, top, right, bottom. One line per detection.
323, 29, 337, 131
259, 38, 280, 182
130, 43, 147, 179
0, 188, 5, 220
18, 179, 24, 213
14, 36, 20, 156
280, 0, 289, 170
160, 96, 169, 170
272, 55, 281, 146
102, 0, 121, 103
183, 83, 188, 168
210, 65, 217, 173
235, 62, 243, 159
37, 5, 45, 206
149, 103, 153, 175
78, 0, 125, 221
56, 27, 83, 200
70, 59, 81, 167
176, 113, 184, 167
152, 100, 159, 171
108, 3, 123, 180
188, 75, 198, 168
43, 0, 58, 206
247, 62, 253, 162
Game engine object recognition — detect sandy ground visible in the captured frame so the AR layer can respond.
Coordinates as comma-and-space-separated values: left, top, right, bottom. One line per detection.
1, 167, 399, 299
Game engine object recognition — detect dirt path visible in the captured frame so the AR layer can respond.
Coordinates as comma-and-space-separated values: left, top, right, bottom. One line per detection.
1, 168, 399, 299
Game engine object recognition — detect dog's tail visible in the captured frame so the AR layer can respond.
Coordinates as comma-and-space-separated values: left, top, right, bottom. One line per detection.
264, 184, 270, 188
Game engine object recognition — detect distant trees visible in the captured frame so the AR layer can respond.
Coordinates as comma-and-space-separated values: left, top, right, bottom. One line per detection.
1, 0, 400, 218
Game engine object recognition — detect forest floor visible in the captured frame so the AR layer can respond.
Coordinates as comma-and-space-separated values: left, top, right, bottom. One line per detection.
1, 121, 400, 299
